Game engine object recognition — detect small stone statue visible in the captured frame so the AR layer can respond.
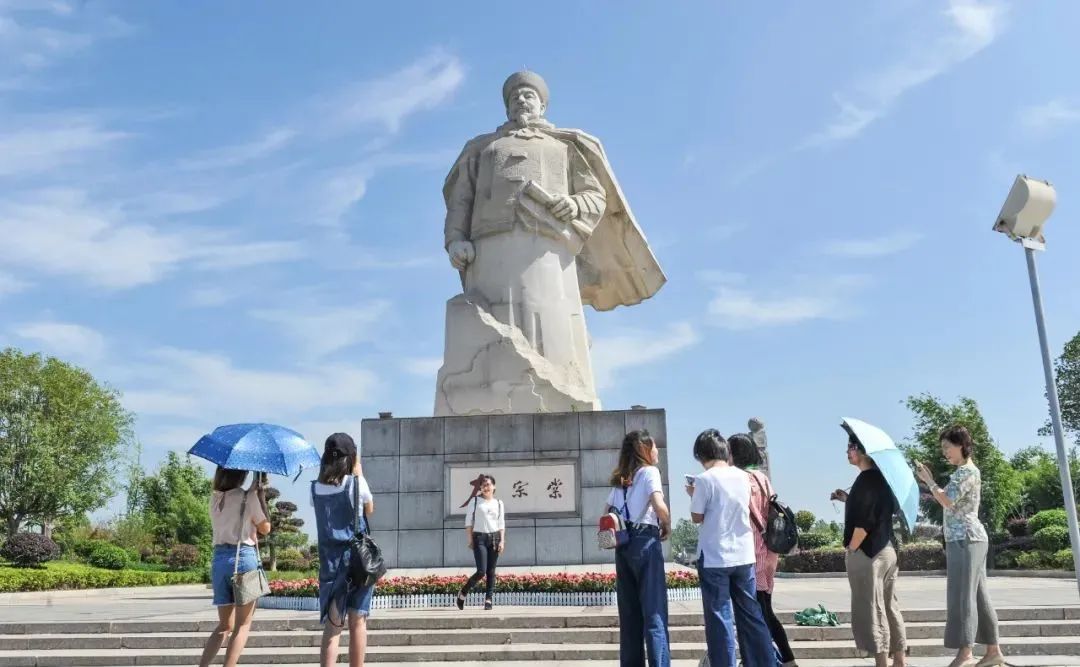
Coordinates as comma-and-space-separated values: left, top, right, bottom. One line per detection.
748, 417, 770, 477
434, 71, 665, 416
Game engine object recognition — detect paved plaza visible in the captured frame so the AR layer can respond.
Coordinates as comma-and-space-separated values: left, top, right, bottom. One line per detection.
2, 573, 1076, 624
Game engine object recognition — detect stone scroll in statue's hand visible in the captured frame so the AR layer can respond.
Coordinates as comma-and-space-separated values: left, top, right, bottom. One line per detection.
518, 181, 590, 254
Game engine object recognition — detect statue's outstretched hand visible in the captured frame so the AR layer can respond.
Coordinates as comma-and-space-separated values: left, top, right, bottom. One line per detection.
448, 240, 475, 270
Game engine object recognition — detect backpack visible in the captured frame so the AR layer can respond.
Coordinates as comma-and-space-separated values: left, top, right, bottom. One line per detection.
748, 472, 799, 555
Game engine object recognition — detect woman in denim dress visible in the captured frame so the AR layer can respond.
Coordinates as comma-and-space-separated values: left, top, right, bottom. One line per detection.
312, 432, 375, 667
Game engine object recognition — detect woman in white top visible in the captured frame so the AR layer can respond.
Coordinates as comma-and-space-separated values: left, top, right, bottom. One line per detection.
457, 474, 505, 610
199, 467, 271, 667
604, 429, 672, 667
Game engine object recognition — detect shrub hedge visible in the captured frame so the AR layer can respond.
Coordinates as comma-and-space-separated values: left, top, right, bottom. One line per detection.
0, 533, 59, 567
1053, 549, 1074, 571
1016, 551, 1050, 569
1028, 509, 1069, 535
1006, 516, 1029, 538
795, 532, 835, 551
1033, 526, 1071, 553
779, 543, 946, 573
0, 562, 204, 592
87, 543, 132, 570
165, 545, 200, 571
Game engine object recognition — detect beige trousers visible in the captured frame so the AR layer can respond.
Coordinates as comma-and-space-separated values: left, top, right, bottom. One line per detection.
846, 545, 907, 656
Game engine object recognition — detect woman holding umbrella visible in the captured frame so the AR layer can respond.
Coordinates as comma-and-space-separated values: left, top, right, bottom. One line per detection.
198, 467, 272, 667
914, 425, 1004, 667
190, 423, 322, 667
831, 419, 909, 667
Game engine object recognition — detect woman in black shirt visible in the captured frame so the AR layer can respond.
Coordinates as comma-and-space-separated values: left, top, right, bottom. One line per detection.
831, 431, 907, 667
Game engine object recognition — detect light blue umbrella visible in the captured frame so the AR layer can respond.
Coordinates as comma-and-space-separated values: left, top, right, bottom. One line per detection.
841, 417, 920, 533
189, 423, 320, 477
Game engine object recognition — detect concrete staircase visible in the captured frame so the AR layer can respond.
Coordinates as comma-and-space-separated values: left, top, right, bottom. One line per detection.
1, 606, 1079, 666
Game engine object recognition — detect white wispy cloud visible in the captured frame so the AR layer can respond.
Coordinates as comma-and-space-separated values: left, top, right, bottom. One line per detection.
185, 285, 247, 308
1020, 99, 1080, 136
120, 347, 378, 423
591, 322, 701, 390
704, 273, 870, 329
250, 301, 392, 359
13, 320, 106, 362
803, 0, 1007, 148
0, 271, 30, 297
312, 150, 454, 226
0, 114, 128, 177
820, 232, 922, 258
0, 189, 306, 289
327, 51, 465, 134
0, 1, 132, 75
402, 357, 443, 377
177, 127, 297, 171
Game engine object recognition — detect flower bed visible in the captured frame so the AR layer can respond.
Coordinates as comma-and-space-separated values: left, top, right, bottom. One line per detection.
268, 570, 699, 598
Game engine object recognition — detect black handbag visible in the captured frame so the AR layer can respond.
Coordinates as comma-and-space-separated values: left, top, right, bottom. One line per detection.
346, 475, 387, 588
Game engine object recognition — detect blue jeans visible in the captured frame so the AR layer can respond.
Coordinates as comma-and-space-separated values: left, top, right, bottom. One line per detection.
615, 525, 670, 667
697, 559, 776, 667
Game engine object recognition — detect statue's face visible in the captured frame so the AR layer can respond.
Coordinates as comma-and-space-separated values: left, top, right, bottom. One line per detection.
506, 85, 545, 121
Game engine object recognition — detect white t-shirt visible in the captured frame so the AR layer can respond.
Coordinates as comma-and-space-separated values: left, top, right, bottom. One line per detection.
690, 465, 756, 568
605, 466, 663, 527
464, 496, 505, 533
309, 475, 373, 508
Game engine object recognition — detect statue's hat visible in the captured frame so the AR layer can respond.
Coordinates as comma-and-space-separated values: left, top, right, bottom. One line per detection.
502, 71, 549, 107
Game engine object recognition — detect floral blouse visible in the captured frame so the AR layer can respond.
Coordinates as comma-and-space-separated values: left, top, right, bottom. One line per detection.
942, 461, 988, 543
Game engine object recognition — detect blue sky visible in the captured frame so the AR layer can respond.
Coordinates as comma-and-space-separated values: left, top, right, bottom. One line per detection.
3, 1, 1080, 537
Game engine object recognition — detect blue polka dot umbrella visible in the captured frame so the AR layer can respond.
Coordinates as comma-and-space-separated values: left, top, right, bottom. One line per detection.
188, 423, 320, 477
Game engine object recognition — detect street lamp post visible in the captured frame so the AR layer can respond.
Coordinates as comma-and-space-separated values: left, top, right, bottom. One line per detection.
993, 175, 1080, 595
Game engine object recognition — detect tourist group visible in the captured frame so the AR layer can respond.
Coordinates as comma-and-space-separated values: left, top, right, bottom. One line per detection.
196, 424, 1005, 667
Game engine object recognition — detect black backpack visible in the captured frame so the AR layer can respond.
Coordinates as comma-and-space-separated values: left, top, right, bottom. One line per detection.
749, 473, 799, 555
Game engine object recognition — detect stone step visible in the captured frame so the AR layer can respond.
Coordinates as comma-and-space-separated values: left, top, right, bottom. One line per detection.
138, 661, 1080, 667
1, 619, 1078, 651
1, 606, 1076, 635
3, 637, 1080, 666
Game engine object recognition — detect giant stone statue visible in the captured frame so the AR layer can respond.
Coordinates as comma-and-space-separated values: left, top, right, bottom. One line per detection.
435, 71, 665, 416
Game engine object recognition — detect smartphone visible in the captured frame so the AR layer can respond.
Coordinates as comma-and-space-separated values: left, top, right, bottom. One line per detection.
684, 474, 696, 486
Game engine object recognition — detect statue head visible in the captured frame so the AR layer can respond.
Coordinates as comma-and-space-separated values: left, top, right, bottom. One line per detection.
502, 71, 548, 123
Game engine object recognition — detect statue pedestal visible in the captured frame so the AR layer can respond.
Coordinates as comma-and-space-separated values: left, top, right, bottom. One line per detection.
360, 408, 669, 568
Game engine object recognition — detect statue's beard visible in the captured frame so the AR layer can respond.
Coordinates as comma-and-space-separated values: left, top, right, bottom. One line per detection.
512, 109, 542, 125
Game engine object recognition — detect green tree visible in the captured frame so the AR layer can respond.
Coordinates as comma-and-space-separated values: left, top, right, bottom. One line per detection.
1042, 331, 1080, 444
1011, 445, 1080, 515
264, 487, 307, 571
0, 348, 133, 538
902, 394, 1021, 532
794, 510, 816, 533
136, 452, 212, 547
670, 518, 698, 556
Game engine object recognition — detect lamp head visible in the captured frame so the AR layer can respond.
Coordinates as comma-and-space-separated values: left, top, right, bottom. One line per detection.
993, 175, 1056, 243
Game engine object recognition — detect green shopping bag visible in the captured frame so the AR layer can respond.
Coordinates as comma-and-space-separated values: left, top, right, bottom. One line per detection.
794, 604, 839, 627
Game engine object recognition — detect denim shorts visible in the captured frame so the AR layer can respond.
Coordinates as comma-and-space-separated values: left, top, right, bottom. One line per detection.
346, 582, 374, 616
211, 544, 259, 606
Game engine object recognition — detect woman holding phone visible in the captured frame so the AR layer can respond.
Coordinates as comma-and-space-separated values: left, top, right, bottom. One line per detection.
914, 425, 1004, 667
